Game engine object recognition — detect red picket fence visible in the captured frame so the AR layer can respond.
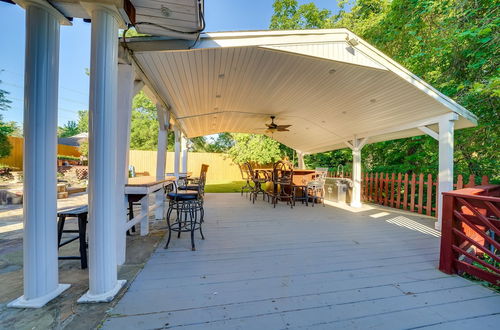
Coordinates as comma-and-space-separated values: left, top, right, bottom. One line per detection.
439, 185, 500, 286
361, 173, 490, 217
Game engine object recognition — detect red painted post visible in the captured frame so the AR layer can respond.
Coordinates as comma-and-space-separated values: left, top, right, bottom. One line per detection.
396, 173, 402, 209
456, 174, 463, 190
390, 173, 395, 208
439, 193, 456, 274
368, 172, 373, 201
426, 174, 433, 216
378, 173, 384, 205
418, 173, 424, 214
384, 173, 389, 206
481, 175, 489, 185
410, 173, 416, 212
403, 173, 409, 210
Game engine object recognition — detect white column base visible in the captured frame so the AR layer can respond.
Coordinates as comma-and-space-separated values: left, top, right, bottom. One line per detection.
78, 279, 126, 303
8, 283, 70, 309
434, 222, 442, 231
350, 201, 362, 208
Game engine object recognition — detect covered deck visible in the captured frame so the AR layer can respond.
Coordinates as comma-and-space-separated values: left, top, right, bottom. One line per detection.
103, 194, 499, 329
8, 0, 496, 317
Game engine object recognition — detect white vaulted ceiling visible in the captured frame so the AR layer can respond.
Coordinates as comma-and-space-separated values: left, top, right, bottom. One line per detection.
126, 29, 477, 153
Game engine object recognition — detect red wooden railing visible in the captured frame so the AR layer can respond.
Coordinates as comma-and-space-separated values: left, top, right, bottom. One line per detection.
439, 185, 500, 286
361, 173, 490, 217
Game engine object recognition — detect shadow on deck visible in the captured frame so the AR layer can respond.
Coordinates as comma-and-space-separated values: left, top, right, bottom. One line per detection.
103, 193, 499, 329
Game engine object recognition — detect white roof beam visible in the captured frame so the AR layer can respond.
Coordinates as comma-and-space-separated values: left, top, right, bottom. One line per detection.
418, 126, 439, 140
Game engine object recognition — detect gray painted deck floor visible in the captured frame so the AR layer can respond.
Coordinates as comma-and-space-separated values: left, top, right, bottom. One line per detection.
103, 193, 499, 330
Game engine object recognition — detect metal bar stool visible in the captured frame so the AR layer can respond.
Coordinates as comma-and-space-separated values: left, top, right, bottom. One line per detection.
164, 173, 206, 251
57, 205, 88, 269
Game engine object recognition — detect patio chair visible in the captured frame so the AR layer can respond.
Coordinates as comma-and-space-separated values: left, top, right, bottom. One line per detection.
307, 168, 328, 207
239, 163, 253, 197
269, 160, 294, 208
164, 171, 206, 251
178, 164, 209, 194
246, 162, 269, 204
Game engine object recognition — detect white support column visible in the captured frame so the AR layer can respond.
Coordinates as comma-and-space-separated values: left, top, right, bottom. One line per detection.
297, 150, 305, 169
115, 63, 135, 265
155, 105, 169, 220
79, 6, 125, 303
181, 134, 189, 173
174, 127, 181, 179
436, 114, 457, 230
345, 137, 367, 208
9, 1, 70, 309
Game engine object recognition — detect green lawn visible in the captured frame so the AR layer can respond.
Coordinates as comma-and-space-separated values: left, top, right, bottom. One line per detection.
204, 181, 246, 193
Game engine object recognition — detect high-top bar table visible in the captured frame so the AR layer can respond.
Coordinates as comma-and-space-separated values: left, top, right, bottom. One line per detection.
124, 176, 176, 235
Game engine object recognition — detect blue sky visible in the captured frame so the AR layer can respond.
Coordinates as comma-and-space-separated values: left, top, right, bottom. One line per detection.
0, 0, 343, 127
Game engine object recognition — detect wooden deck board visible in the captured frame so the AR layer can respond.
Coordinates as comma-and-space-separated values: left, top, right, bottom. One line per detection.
103, 194, 499, 329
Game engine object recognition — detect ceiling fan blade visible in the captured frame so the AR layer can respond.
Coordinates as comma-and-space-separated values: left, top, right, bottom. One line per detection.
277, 128, 290, 132
277, 125, 291, 129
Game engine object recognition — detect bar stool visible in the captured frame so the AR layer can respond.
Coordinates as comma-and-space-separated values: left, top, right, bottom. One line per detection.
164, 173, 206, 251
57, 205, 88, 269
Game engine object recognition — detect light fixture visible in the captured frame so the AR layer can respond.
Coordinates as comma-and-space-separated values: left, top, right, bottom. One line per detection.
370, 99, 377, 103
216, 94, 221, 98
346, 36, 359, 47
218, 74, 225, 79
329, 69, 336, 74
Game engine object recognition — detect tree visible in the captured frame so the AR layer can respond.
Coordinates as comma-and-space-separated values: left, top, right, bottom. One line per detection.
190, 133, 235, 153
130, 91, 162, 150
58, 120, 80, 137
0, 72, 14, 158
270, 0, 500, 181
76, 110, 89, 133
227, 133, 283, 165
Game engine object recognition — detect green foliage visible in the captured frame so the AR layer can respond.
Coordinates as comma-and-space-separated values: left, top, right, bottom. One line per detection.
58, 120, 80, 138
0, 73, 13, 158
130, 91, 161, 150
57, 154, 80, 161
270, 0, 333, 30
190, 133, 234, 153
270, 0, 500, 181
79, 141, 88, 157
76, 110, 89, 133
227, 133, 283, 165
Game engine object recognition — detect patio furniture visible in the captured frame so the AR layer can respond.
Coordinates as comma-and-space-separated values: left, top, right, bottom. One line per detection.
165, 171, 206, 251
125, 176, 176, 236
292, 184, 309, 207
307, 168, 328, 207
269, 160, 295, 208
57, 205, 88, 269
246, 162, 269, 203
239, 163, 253, 197
178, 164, 209, 193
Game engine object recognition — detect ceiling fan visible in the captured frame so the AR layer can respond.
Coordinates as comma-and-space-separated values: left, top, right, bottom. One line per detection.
265, 116, 291, 133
